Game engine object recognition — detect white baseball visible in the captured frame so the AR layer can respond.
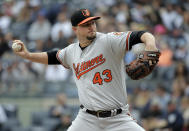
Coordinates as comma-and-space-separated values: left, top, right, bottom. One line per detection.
131, 43, 145, 54
12, 42, 22, 52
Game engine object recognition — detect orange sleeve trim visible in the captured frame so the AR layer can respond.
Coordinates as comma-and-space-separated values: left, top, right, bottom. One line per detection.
56, 50, 70, 69
126, 31, 132, 51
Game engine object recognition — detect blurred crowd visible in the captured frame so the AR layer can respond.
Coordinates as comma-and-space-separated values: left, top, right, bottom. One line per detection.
0, 93, 74, 131
0, 0, 189, 131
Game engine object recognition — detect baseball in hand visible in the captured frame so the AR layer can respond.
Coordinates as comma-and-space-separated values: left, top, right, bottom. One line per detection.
131, 43, 145, 54
12, 42, 22, 52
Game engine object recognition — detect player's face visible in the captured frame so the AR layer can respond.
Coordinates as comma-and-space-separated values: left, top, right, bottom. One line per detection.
73, 20, 97, 41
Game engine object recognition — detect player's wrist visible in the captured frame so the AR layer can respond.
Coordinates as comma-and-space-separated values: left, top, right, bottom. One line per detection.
24, 52, 31, 59
144, 40, 158, 51
144, 45, 158, 51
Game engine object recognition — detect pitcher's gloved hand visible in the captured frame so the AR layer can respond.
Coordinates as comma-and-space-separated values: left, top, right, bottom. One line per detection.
126, 50, 161, 80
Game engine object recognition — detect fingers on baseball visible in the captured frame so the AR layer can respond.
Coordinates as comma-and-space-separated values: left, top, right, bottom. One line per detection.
13, 40, 24, 50
13, 40, 24, 45
13, 40, 22, 43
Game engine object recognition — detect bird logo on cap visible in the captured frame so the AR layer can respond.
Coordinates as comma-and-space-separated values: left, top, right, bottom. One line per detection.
82, 9, 90, 17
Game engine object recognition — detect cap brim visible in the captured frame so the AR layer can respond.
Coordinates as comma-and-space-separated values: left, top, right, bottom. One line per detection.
78, 16, 100, 26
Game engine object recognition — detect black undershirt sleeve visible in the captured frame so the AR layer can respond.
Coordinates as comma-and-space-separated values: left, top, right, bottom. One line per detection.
129, 31, 146, 50
47, 50, 61, 65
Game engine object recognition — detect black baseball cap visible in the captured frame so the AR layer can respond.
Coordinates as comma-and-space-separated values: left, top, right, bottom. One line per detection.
71, 9, 100, 26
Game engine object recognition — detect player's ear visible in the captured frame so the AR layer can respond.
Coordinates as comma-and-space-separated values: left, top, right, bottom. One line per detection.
72, 26, 77, 33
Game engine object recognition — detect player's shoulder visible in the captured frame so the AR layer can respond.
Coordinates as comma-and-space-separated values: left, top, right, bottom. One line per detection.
107, 32, 128, 37
96, 32, 115, 42
96, 31, 128, 38
96, 32, 106, 39
97, 32, 130, 41
67, 42, 77, 49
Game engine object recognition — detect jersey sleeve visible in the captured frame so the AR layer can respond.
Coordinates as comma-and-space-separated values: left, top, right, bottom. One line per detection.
107, 31, 146, 56
106, 31, 132, 57
56, 48, 71, 69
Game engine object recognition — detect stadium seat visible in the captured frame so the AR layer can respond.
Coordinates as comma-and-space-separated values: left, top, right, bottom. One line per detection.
31, 111, 49, 126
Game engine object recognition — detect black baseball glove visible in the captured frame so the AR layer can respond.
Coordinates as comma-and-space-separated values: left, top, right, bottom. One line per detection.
126, 50, 161, 80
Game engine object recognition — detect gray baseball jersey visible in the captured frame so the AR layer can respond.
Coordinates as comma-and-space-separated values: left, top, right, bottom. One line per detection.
57, 31, 132, 111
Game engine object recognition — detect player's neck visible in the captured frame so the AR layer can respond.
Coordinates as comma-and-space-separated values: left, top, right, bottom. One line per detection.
79, 39, 93, 48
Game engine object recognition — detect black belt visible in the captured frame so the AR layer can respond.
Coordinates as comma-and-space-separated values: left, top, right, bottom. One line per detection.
80, 105, 122, 118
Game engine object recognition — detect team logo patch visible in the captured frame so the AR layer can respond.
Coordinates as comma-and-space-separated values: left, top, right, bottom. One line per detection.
82, 9, 90, 17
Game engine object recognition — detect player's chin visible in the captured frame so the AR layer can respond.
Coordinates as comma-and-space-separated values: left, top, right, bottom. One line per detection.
87, 33, 96, 40
87, 34, 96, 40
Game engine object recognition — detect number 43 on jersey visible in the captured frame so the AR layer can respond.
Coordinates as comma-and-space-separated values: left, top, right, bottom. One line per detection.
93, 69, 112, 85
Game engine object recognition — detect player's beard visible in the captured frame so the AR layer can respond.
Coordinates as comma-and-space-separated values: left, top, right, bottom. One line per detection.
86, 33, 96, 41
87, 35, 96, 40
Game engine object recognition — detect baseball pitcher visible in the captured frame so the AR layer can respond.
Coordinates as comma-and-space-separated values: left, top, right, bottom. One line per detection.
13, 9, 160, 131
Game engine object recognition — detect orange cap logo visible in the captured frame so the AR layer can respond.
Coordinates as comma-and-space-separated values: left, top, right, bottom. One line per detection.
82, 9, 90, 17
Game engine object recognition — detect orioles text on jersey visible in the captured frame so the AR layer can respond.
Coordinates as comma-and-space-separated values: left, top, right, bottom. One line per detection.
73, 54, 106, 79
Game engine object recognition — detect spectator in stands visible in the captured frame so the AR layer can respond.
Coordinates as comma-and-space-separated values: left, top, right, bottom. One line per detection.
162, 100, 184, 131
55, 112, 71, 131
10, 1, 32, 40
152, 84, 171, 111
160, 4, 183, 31
49, 93, 71, 131
0, 12, 11, 34
183, 11, 189, 32
171, 80, 184, 107
0, 32, 10, 58
134, 85, 151, 111
171, 62, 188, 104
45, 65, 70, 82
157, 42, 174, 80
0, 105, 7, 131
51, 11, 72, 48
180, 96, 189, 131
0, 62, 2, 83
49, 93, 69, 118
144, 97, 163, 119
130, 2, 146, 23
27, 10, 51, 42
